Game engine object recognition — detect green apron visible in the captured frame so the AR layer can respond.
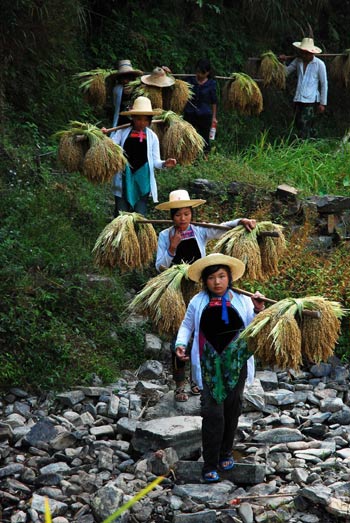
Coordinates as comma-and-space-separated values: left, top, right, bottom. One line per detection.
124, 163, 151, 208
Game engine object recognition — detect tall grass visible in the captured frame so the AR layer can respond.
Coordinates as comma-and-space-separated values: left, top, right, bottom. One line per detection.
237, 133, 350, 196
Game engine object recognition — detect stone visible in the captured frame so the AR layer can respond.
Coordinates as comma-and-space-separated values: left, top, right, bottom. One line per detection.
137, 360, 164, 380
253, 427, 304, 444
238, 502, 254, 523
244, 379, 266, 411
131, 416, 202, 459
173, 511, 217, 522
10, 511, 27, 523
107, 394, 120, 419
116, 417, 138, 436
91, 483, 124, 521
31, 494, 68, 516
24, 419, 58, 447
0, 464, 25, 478
175, 460, 265, 485
265, 390, 297, 406
310, 363, 332, 378
90, 425, 115, 438
39, 462, 70, 475
50, 432, 77, 450
144, 334, 162, 356
255, 370, 278, 391
319, 397, 344, 413
56, 390, 85, 407
300, 485, 332, 505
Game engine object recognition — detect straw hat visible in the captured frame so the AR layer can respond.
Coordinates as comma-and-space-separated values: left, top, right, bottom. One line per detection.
115, 59, 143, 77
187, 253, 246, 283
141, 67, 175, 87
155, 189, 206, 210
293, 38, 322, 54
119, 96, 162, 116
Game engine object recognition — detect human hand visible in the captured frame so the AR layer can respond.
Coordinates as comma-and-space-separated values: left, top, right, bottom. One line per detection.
169, 228, 183, 254
239, 218, 257, 232
162, 66, 172, 74
212, 117, 218, 125
175, 345, 190, 361
164, 158, 177, 168
251, 291, 266, 313
101, 127, 108, 134
318, 104, 326, 114
279, 54, 287, 62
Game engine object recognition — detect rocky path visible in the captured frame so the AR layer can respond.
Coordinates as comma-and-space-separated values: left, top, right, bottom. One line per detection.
2, 337, 350, 523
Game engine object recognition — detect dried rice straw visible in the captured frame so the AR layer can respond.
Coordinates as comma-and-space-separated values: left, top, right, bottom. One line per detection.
330, 49, 350, 88
158, 111, 205, 165
74, 68, 117, 107
128, 264, 196, 336
239, 297, 345, 370
166, 79, 193, 114
213, 221, 285, 281
128, 78, 163, 109
258, 51, 286, 89
223, 72, 263, 115
54, 121, 127, 183
92, 212, 157, 272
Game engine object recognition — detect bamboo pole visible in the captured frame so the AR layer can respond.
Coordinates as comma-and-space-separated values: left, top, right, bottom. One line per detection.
171, 73, 262, 82
232, 286, 321, 318
138, 219, 280, 236
248, 53, 347, 61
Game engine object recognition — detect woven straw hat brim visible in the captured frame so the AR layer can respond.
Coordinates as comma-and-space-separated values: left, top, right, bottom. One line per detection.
293, 41, 322, 54
141, 74, 175, 87
119, 108, 162, 116
155, 199, 206, 210
187, 254, 246, 283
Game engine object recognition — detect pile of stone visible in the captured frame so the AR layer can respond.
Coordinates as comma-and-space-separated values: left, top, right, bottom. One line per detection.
1, 344, 350, 523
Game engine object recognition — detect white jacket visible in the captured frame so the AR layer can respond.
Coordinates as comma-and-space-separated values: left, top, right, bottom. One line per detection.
286, 56, 328, 106
156, 220, 241, 272
110, 126, 165, 202
175, 290, 255, 389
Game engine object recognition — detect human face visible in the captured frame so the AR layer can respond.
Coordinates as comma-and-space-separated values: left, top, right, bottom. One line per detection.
196, 69, 209, 83
173, 207, 192, 231
301, 50, 314, 63
205, 268, 230, 296
132, 115, 150, 131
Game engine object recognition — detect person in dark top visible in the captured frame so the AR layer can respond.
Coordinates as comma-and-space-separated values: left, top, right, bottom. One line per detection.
183, 59, 217, 156
175, 253, 265, 483
155, 190, 256, 401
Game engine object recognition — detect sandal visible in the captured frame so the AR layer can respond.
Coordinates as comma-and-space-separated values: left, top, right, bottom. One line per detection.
190, 380, 200, 396
174, 387, 189, 402
202, 470, 220, 483
218, 456, 235, 471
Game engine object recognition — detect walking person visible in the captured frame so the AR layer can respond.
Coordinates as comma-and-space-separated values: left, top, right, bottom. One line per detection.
112, 59, 143, 127
174, 253, 265, 482
155, 190, 256, 401
280, 37, 328, 139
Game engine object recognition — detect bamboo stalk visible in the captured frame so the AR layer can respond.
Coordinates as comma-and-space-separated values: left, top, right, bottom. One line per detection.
249, 53, 347, 61
103, 120, 164, 134
230, 492, 296, 505
138, 219, 280, 236
171, 73, 262, 82
232, 286, 321, 318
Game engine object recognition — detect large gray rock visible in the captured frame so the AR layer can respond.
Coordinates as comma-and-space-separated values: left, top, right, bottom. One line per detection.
91, 483, 124, 522
132, 416, 201, 459
31, 494, 68, 516
23, 419, 58, 447
253, 427, 304, 444
145, 391, 200, 419
175, 460, 266, 485
173, 481, 234, 504
56, 390, 85, 407
173, 511, 216, 522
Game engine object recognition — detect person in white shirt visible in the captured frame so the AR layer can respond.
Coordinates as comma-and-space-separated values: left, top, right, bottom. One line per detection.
280, 37, 328, 139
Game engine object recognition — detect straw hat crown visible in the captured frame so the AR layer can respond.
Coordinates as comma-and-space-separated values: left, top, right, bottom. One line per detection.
155, 189, 206, 210
141, 67, 175, 87
187, 253, 246, 283
116, 59, 143, 76
119, 96, 162, 116
293, 38, 322, 54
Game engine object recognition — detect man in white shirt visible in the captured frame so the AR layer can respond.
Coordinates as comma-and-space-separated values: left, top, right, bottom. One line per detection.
280, 37, 328, 139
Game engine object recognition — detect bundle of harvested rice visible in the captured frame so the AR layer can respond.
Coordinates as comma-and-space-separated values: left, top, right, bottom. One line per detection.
223, 72, 263, 115
166, 79, 193, 114
128, 264, 197, 336
239, 297, 345, 370
157, 111, 205, 165
330, 50, 350, 88
74, 69, 116, 107
92, 212, 157, 272
128, 78, 163, 109
54, 121, 127, 183
214, 222, 285, 281
258, 51, 286, 89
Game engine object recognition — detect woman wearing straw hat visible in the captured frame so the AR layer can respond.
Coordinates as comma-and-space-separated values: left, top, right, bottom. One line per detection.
112, 59, 143, 128
109, 96, 177, 217
155, 189, 256, 401
280, 37, 328, 139
141, 66, 176, 89
175, 253, 264, 483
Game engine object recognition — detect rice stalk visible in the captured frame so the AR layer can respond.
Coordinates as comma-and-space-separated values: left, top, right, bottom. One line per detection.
57, 134, 85, 172
330, 50, 350, 88
239, 296, 345, 370
158, 111, 205, 165
256, 221, 286, 277
135, 219, 158, 266
300, 296, 344, 363
258, 51, 286, 89
54, 121, 127, 182
167, 79, 193, 114
92, 212, 157, 272
223, 72, 263, 115
128, 264, 190, 336
214, 225, 263, 280
74, 68, 117, 106
128, 79, 163, 109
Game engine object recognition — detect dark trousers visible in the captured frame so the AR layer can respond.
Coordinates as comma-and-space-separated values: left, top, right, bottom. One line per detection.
183, 113, 212, 154
294, 102, 317, 139
114, 195, 148, 217
200, 363, 247, 473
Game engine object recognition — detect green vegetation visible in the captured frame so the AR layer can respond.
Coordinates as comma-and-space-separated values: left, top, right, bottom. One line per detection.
1, 0, 350, 389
